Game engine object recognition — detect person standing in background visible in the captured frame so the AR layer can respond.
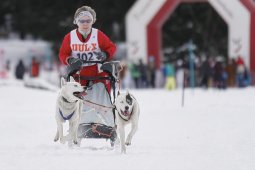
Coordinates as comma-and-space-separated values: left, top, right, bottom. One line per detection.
148, 57, 156, 88
137, 59, 148, 88
164, 62, 176, 90
30, 57, 40, 77
15, 59, 26, 80
226, 58, 236, 87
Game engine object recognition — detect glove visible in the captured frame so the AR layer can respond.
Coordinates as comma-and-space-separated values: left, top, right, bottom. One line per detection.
67, 57, 83, 65
67, 57, 83, 76
93, 51, 107, 62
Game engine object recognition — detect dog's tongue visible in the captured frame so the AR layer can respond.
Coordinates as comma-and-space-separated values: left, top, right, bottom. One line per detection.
123, 111, 129, 116
75, 91, 87, 99
81, 91, 87, 96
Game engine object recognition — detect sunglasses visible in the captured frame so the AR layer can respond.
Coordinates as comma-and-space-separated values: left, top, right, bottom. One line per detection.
78, 19, 92, 24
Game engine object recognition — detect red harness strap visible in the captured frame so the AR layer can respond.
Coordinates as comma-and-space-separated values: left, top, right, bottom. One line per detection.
91, 124, 112, 138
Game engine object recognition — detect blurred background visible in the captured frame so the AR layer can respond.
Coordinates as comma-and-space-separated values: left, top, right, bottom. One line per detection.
0, 0, 254, 90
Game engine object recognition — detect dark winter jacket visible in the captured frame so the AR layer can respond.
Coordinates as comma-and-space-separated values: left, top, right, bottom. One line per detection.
15, 60, 26, 79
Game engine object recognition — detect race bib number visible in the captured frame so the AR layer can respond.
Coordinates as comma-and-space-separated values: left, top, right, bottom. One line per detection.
76, 52, 99, 66
77, 52, 94, 61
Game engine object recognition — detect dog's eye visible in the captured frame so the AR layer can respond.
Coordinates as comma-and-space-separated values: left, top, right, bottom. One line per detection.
74, 85, 78, 87
126, 99, 132, 105
120, 101, 124, 104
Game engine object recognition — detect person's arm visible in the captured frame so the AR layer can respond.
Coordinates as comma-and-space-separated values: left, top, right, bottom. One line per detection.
98, 30, 116, 60
59, 33, 72, 65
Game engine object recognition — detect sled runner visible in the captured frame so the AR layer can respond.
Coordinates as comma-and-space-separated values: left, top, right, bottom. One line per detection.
67, 60, 122, 146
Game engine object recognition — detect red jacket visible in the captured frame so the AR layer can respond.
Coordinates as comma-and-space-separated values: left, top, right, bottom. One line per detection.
31, 60, 40, 77
59, 29, 116, 92
236, 56, 244, 66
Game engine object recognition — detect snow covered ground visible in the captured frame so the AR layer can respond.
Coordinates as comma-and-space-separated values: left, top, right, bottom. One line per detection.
0, 79, 255, 170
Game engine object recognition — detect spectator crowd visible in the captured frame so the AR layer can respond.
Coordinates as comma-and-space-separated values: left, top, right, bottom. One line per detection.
121, 55, 254, 90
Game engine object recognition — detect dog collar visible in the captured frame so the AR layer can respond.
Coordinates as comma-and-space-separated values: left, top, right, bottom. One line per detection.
59, 109, 75, 121
62, 96, 78, 103
116, 107, 133, 121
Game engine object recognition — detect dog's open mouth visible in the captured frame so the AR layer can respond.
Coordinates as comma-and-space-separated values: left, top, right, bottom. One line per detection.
121, 110, 130, 117
73, 91, 87, 100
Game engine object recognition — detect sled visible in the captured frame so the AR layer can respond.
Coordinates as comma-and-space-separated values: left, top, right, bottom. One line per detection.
67, 60, 122, 146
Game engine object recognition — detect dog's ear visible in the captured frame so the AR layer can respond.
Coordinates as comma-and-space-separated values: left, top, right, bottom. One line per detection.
69, 76, 75, 82
61, 77, 66, 87
126, 91, 132, 105
126, 89, 129, 96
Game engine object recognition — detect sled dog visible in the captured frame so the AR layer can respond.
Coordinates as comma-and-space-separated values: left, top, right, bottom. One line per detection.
114, 90, 140, 153
54, 76, 86, 145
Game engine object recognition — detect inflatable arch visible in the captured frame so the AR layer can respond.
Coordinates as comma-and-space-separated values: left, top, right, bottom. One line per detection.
126, 0, 255, 70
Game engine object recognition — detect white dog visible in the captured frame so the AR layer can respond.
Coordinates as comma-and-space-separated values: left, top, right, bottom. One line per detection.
114, 90, 140, 153
54, 76, 86, 145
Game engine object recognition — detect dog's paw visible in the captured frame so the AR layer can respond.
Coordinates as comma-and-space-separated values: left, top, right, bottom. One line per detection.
125, 141, 131, 146
125, 137, 132, 146
73, 136, 81, 145
54, 132, 59, 142
76, 138, 82, 147
54, 138, 59, 142
73, 140, 78, 145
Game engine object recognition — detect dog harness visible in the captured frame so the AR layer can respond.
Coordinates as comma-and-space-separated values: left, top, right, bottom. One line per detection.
62, 96, 77, 103
59, 109, 75, 121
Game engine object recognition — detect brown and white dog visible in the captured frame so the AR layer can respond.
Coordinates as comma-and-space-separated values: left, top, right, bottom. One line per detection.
114, 90, 140, 153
